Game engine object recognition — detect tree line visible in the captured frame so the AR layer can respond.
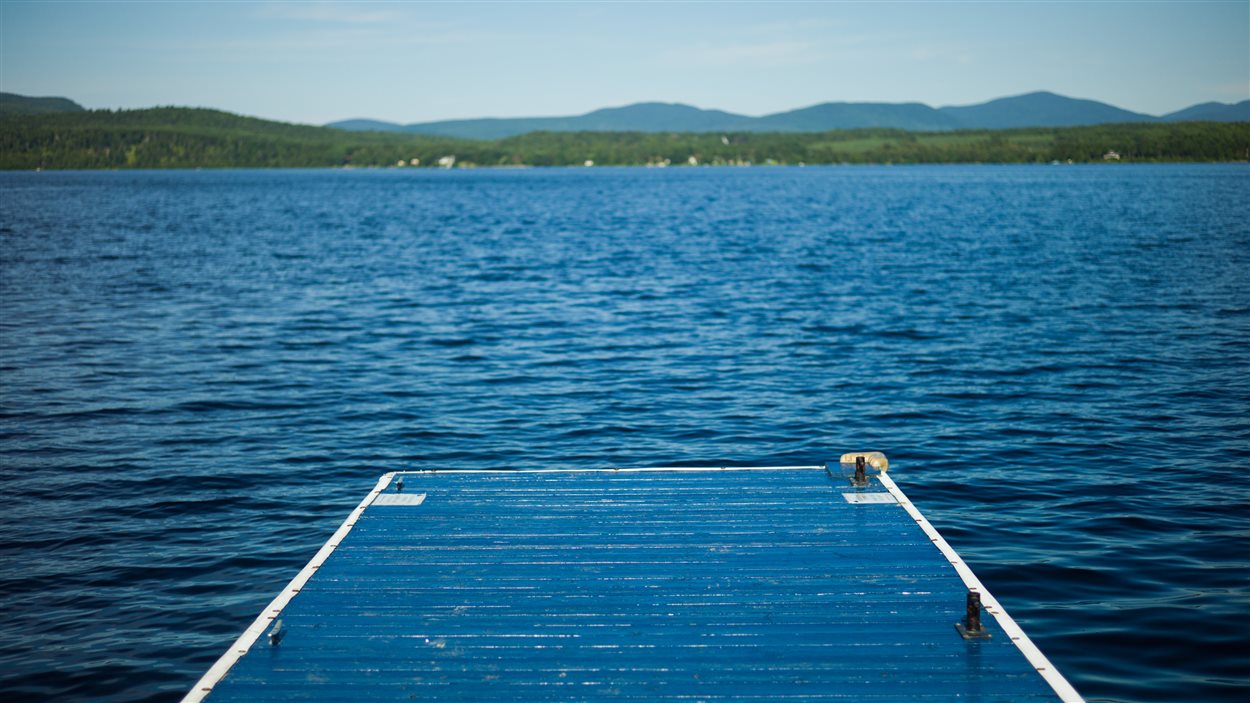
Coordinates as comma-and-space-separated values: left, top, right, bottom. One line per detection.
2, 107, 1246, 170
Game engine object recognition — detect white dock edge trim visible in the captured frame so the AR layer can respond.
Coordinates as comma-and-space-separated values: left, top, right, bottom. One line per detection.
877, 472, 1085, 703
392, 465, 825, 475
179, 472, 396, 703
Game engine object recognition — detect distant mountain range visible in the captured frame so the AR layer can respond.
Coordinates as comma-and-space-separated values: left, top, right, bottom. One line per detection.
4, 101, 1247, 170
4, 90, 1246, 140
328, 91, 1250, 139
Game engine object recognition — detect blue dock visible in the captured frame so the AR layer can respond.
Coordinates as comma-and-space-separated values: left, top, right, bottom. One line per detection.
184, 459, 1083, 702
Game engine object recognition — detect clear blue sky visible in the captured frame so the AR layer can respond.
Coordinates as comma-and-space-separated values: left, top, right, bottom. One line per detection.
2, 1, 1247, 125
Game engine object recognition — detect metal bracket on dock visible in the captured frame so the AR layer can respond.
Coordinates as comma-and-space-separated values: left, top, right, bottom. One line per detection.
850, 456, 869, 487
956, 591, 992, 640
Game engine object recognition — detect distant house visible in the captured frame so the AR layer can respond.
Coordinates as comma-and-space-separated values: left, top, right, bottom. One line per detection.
584, 159, 594, 167
687, 155, 698, 166
1103, 150, 1121, 161
437, 155, 456, 168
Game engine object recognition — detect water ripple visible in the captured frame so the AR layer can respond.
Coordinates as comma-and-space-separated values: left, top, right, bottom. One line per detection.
1, 165, 1248, 702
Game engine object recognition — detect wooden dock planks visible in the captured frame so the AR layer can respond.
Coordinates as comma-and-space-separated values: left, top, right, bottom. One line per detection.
186, 466, 1082, 702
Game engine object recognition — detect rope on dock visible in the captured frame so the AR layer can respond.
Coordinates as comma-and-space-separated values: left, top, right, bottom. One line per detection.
839, 451, 889, 472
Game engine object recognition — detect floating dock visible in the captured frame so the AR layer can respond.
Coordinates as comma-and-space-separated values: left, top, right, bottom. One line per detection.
184, 459, 1083, 702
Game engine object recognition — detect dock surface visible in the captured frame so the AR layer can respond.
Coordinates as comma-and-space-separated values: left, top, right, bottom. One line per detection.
186, 465, 1082, 702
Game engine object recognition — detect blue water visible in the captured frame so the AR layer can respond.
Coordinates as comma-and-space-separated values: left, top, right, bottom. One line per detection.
1, 165, 1247, 703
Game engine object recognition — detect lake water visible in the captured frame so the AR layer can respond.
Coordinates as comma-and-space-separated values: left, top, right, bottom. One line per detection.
1, 165, 1247, 702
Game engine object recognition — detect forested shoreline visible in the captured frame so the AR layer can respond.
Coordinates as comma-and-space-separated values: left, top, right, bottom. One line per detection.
2, 107, 1246, 169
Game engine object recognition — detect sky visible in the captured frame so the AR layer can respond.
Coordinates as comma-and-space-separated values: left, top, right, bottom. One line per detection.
1, 1, 1247, 125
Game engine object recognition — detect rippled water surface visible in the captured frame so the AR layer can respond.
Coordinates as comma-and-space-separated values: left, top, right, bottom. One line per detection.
1, 165, 1248, 702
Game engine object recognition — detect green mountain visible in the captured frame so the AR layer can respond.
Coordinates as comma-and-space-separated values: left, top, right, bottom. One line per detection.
0, 92, 85, 115
326, 118, 410, 132
936, 91, 1155, 128
342, 103, 753, 140
0, 106, 466, 170
1162, 100, 1250, 122
570, 102, 749, 132
753, 102, 959, 132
